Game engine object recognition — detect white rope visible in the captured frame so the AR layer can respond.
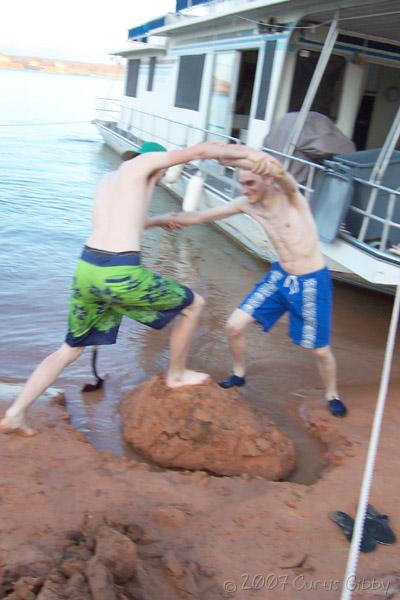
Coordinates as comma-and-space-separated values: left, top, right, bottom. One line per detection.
340, 284, 400, 600
237, 9, 400, 31
0, 120, 89, 127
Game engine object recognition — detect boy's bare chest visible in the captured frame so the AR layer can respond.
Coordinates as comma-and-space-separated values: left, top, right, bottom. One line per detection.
256, 200, 299, 233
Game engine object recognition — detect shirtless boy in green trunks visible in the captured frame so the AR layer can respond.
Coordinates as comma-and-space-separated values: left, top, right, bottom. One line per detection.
0, 141, 284, 435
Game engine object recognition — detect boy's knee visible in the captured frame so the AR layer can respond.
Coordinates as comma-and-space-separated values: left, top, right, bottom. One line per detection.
191, 293, 206, 310
313, 346, 333, 360
183, 292, 205, 315
226, 319, 245, 337
58, 343, 85, 363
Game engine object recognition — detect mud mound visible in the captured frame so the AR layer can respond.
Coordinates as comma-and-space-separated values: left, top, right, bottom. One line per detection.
0, 517, 223, 599
120, 375, 296, 480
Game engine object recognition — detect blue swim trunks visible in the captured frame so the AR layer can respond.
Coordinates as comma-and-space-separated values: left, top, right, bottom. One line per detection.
65, 246, 194, 347
239, 262, 332, 348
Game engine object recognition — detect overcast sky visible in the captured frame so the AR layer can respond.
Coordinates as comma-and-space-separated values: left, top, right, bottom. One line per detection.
0, 0, 176, 63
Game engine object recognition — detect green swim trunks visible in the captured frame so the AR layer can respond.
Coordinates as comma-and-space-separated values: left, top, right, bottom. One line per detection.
65, 246, 194, 347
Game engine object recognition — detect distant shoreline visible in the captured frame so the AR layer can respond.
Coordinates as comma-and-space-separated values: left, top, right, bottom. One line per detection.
0, 52, 124, 79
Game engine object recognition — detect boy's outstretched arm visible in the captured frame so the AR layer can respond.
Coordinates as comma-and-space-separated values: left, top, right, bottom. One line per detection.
156, 197, 248, 227
122, 140, 229, 178
145, 215, 186, 230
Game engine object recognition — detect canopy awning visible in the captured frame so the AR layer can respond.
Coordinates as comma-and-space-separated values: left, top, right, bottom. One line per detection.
128, 16, 167, 41
149, 0, 400, 45
110, 41, 167, 58
176, 0, 211, 10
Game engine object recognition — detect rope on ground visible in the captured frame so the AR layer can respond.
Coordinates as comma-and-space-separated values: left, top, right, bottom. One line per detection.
340, 284, 400, 600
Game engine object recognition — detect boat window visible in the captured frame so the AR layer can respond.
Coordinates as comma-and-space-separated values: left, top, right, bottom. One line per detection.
126, 59, 141, 98
231, 50, 258, 140
147, 57, 157, 92
175, 54, 205, 111
289, 52, 345, 120
353, 95, 376, 150
255, 41, 277, 120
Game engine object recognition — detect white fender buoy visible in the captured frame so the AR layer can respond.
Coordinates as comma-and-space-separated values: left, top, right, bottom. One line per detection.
183, 170, 204, 212
164, 163, 184, 183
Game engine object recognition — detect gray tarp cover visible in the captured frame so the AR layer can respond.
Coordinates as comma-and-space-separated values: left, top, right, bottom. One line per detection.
262, 112, 355, 182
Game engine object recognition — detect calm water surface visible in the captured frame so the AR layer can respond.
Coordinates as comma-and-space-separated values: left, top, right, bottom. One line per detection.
1, 69, 397, 484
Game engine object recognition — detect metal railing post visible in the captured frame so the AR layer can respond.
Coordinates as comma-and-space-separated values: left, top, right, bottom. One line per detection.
380, 192, 397, 251
359, 105, 400, 241
166, 120, 171, 147
305, 166, 316, 202
184, 124, 192, 147
283, 15, 338, 167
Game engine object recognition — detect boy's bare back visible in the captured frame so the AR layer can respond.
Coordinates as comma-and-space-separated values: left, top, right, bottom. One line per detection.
87, 158, 154, 252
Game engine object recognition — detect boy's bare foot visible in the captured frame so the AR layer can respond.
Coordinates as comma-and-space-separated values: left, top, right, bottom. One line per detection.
166, 370, 210, 389
0, 415, 38, 437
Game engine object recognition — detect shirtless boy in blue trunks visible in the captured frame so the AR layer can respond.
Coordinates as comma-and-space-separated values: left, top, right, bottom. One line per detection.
1, 140, 259, 435
162, 144, 346, 417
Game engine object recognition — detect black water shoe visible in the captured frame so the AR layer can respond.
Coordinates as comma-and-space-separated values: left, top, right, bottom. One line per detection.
218, 374, 246, 389
365, 505, 396, 545
330, 511, 376, 552
327, 397, 347, 417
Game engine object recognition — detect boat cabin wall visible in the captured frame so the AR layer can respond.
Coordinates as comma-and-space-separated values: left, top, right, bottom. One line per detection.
277, 24, 400, 151
118, 19, 292, 150
119, 52, 220, 148
117, 20, 251, 148
117, 19, 400, 154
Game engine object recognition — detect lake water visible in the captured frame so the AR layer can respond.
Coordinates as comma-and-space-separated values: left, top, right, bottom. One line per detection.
1, 68, 395, 484
0, 69, 122, 375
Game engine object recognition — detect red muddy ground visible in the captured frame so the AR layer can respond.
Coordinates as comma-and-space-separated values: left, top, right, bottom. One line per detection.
1, 375, 400, 599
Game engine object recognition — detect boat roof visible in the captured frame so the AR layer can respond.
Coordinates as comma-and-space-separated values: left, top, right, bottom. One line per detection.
149, 0, 400, 46
110, 41, 167, 58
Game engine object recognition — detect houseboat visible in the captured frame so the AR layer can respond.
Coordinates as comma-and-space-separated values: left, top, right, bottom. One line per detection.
94, 0, 400, 291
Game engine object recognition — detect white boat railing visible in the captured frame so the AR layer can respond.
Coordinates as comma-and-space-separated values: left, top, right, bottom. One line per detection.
95, 97, 121, 122
347, 179, 400, 250
119, 105, 239, 147
95, 102, 400, 265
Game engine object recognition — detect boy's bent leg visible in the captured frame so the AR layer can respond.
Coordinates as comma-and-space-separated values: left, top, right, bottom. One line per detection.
312, 345, 346, 416
312, 345, 338, 400
220, 268, 285, 387
223, 309, 255, 379
115, 266, 207, 388
0, 343, 85, 435
166, 293, 210, 388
